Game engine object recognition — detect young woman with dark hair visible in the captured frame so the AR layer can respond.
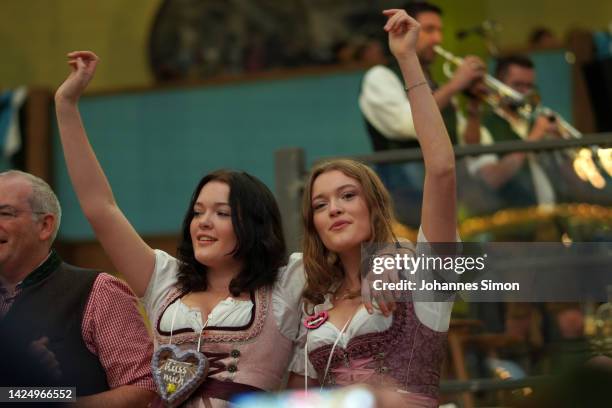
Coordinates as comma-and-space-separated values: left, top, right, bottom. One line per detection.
175, 170, 287, 295
55, 52, 304, 407
288, 9, 459, 407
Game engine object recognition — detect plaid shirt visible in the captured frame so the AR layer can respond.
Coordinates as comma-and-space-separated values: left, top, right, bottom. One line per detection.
0, 253, 155, 391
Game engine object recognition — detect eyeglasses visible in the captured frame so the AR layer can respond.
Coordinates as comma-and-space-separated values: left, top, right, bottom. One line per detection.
0, 206, 47, 220
508, 81, 536, 93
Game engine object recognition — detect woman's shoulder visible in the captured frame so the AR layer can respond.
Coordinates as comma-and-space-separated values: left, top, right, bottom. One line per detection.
153, 248, 181, 271
273, 252, 305, 302
287, 252, 303, 265
276, 252, 305, 284
141, 249, 181, 317
270, 252, 306, 340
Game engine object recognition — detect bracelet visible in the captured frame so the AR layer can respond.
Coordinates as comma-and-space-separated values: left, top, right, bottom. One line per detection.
404, 80, 428, 93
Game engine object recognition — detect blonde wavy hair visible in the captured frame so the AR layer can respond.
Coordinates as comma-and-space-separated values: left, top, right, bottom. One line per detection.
301, 159, 398, 310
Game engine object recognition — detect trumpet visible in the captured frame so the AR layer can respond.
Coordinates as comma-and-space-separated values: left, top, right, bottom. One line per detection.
434, 45, 612, 189
433, 45, 524, 108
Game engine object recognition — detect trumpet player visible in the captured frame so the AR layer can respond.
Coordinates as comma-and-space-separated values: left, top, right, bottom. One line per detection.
358, 1, 486, 227
466, 55, 562, 209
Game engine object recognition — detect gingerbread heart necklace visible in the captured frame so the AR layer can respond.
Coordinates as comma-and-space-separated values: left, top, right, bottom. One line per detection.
152, 299, 210, 408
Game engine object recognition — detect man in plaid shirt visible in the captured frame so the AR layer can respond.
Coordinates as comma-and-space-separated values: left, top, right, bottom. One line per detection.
0, 170, 155, 407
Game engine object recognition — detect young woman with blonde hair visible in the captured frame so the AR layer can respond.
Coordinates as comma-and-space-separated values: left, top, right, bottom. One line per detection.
289, 9, 458, 407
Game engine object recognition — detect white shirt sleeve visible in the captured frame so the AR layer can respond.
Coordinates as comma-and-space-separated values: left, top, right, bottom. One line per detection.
358, 65, 418, 140
272, 253, 306, 341
411, 226, 459, 332
141, 249, 180, 327
463, 124, 500, 176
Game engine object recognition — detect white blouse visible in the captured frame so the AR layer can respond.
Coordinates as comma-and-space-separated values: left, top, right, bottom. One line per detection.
141, 251, 306, 342
289, 227, 456, 378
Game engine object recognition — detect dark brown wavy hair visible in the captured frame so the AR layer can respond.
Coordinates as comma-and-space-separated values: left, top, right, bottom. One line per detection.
301, 159, 397, 310
177, 170, 286, 296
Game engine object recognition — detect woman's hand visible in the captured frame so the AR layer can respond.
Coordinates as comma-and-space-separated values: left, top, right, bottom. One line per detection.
29, 336, 61, 380
55, 51, 99, 104
362, 255, 399, 317
383, 9, 420, 60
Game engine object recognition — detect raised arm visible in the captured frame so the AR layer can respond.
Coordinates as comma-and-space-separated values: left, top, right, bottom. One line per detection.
55, 51, 155, 296
383, 10, 457, 242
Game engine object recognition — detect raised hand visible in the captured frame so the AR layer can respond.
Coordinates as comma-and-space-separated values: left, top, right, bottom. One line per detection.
383, 9, 420, 59
529, 114, 561, 141
55, 51, 99, 104
450, 55, 486, 92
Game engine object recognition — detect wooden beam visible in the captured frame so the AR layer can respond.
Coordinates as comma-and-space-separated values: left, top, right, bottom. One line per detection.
24, 88, 53, 183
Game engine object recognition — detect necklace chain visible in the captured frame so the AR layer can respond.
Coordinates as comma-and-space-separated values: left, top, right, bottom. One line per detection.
333, 287, 361, 301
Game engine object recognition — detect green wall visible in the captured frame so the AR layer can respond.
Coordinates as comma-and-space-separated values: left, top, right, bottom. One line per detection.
52, 71, 372, 240
0, 0, 490, 90
486, 0, 612, 48
1, 1, 608, 90
0, 0, 161, 91
1, 0, 598, 240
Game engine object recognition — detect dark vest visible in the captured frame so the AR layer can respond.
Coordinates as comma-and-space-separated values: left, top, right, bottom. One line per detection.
0, 257, 109, 396
482, 110, 539, 207
362, 65, 458, 152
